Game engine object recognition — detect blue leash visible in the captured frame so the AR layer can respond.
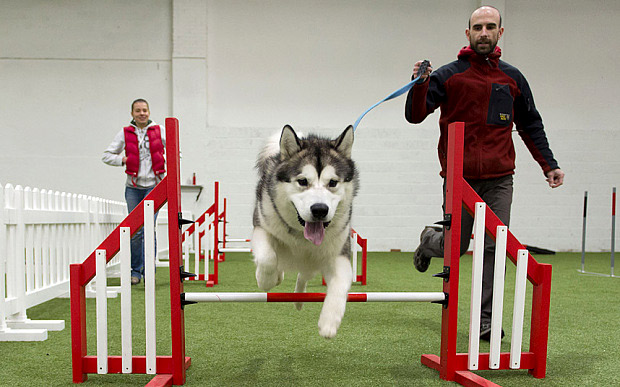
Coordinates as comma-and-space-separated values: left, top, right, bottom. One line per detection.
353, 60, 429, 131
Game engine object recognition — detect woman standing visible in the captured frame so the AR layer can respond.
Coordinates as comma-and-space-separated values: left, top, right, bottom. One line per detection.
102, 99, 165, 285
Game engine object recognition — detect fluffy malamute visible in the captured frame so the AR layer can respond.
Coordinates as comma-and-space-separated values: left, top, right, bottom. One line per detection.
252, 125, 359, 338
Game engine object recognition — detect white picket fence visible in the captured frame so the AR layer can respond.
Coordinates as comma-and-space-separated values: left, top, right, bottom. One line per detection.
0, 183, 126, 341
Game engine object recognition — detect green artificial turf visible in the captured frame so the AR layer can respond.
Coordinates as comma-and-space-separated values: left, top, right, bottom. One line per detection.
1, 252, 618, 386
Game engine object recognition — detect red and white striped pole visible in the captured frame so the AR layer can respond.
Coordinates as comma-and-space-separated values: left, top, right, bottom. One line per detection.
183, 292, 446, 303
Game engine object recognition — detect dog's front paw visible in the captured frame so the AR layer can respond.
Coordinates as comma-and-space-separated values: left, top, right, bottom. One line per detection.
255, 265, 283, 291
294, 301, 303, 311
318, 312, 341, 339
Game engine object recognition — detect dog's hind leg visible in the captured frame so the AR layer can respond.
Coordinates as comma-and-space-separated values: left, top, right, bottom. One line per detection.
294, 271, 314, 311
318, 255, 353, 339
252, 227, 283, 290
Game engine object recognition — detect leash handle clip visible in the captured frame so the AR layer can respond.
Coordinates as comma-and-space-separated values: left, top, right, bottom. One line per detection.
416, 60, 430, 84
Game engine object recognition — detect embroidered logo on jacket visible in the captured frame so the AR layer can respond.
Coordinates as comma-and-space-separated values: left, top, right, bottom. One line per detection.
499, 113, 511, 122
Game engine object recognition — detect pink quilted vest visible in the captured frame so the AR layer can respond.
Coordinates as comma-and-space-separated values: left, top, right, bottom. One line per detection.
123, 125, 165, 185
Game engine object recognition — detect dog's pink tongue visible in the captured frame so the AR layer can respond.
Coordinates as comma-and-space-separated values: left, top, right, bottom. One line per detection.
304, 222, 325, 246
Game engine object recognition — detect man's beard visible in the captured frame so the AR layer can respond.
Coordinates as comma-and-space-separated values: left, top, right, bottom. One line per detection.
471, 38, 497, 55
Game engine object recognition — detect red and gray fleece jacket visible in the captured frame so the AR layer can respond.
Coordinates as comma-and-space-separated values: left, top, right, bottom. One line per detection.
405, 45, 559, 180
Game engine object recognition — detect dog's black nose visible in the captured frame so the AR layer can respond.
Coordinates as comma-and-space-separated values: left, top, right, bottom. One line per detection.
310, 203, 329, 219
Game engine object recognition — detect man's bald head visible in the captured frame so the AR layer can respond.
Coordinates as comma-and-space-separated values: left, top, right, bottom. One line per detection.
466, 6, 504, 55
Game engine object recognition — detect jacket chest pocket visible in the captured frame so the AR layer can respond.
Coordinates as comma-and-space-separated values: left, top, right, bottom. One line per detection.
487, 83, 513, 126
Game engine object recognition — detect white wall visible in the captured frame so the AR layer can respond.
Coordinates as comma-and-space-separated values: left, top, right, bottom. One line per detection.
1, 0, 619, 252
507, 0, 620, 252
0, 0, 172, 203
200, 0, 474, 251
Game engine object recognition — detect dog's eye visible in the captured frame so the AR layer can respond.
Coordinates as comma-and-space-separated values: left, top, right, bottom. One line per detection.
297, 178, 308, 187
328, 179, 338, 188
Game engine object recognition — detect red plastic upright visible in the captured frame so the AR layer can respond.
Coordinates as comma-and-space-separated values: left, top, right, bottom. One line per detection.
180, 181, 221, 287
164, 117, 189, 385
421, 122, 552, 386
70, 117, 190, 385
212, 181, 219, 284
221, 198, 227, 260
441, 121, 465, 381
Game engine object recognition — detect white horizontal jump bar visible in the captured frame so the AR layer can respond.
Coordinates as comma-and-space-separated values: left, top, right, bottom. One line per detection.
219, 248, 252, 253
365, 292, 446, 302
183, 292, 446, 303
186, 293, 267, 302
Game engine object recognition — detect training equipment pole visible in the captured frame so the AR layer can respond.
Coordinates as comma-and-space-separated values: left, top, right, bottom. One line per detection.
612, 187, 616, 277
581, 191, 587, 273
165, 117, 188, 385
183, 292, 446, 303
440, 121, 464, 381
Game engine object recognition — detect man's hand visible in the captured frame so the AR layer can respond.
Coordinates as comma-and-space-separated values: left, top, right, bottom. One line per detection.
413, 60, 432, 82
546, 168, 564, 188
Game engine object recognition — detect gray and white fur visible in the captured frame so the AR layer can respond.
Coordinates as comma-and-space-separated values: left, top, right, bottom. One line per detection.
252, 125, 359, 338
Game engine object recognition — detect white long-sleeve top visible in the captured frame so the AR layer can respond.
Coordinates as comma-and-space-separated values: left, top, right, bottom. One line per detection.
102, 121, 166, 188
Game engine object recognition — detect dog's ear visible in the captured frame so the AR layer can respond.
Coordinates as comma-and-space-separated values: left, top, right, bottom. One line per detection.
333, 125, 354, 157
280, 125, 302, 159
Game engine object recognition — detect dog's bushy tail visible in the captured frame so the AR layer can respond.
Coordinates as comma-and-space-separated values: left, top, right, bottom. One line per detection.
256, 128, 306, 171
255, 131, 281, 171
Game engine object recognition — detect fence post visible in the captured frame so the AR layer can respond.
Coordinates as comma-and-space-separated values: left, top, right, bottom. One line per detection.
1, 184, 47, 341
33, 188, 42, 290
11, 186, 28, 323
78, 195, 87, 265
24, 187, 35, 293
70, 193, 78, 266
47, 190, 57, 285
0, 183, 7, 333
40, 189, 50, 287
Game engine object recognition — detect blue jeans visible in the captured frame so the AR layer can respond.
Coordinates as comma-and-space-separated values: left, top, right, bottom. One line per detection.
125, 186, 159, 279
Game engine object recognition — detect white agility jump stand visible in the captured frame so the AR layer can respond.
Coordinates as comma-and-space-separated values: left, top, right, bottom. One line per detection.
93, 203, 159, 376
466, 203, 529, 372
71, 121, 551, 387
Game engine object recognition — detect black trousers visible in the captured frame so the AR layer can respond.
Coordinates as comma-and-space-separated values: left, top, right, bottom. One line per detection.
426, 175, 513, 323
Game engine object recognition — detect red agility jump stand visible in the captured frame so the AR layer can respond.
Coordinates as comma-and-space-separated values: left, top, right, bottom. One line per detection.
199, 181, 224, 263
321, 228, 367, 286
70, 118, 190, 385
216, 196, 226, 261
421, 122, 552, 386
70, 119, 550, 386
220, 197, 228, 259
351, 228, 367, 285
219, 196, 254, 258
181, 181, 221, 287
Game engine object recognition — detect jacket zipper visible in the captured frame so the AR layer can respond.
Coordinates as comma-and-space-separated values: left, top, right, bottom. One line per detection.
481, 56, 493, 177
